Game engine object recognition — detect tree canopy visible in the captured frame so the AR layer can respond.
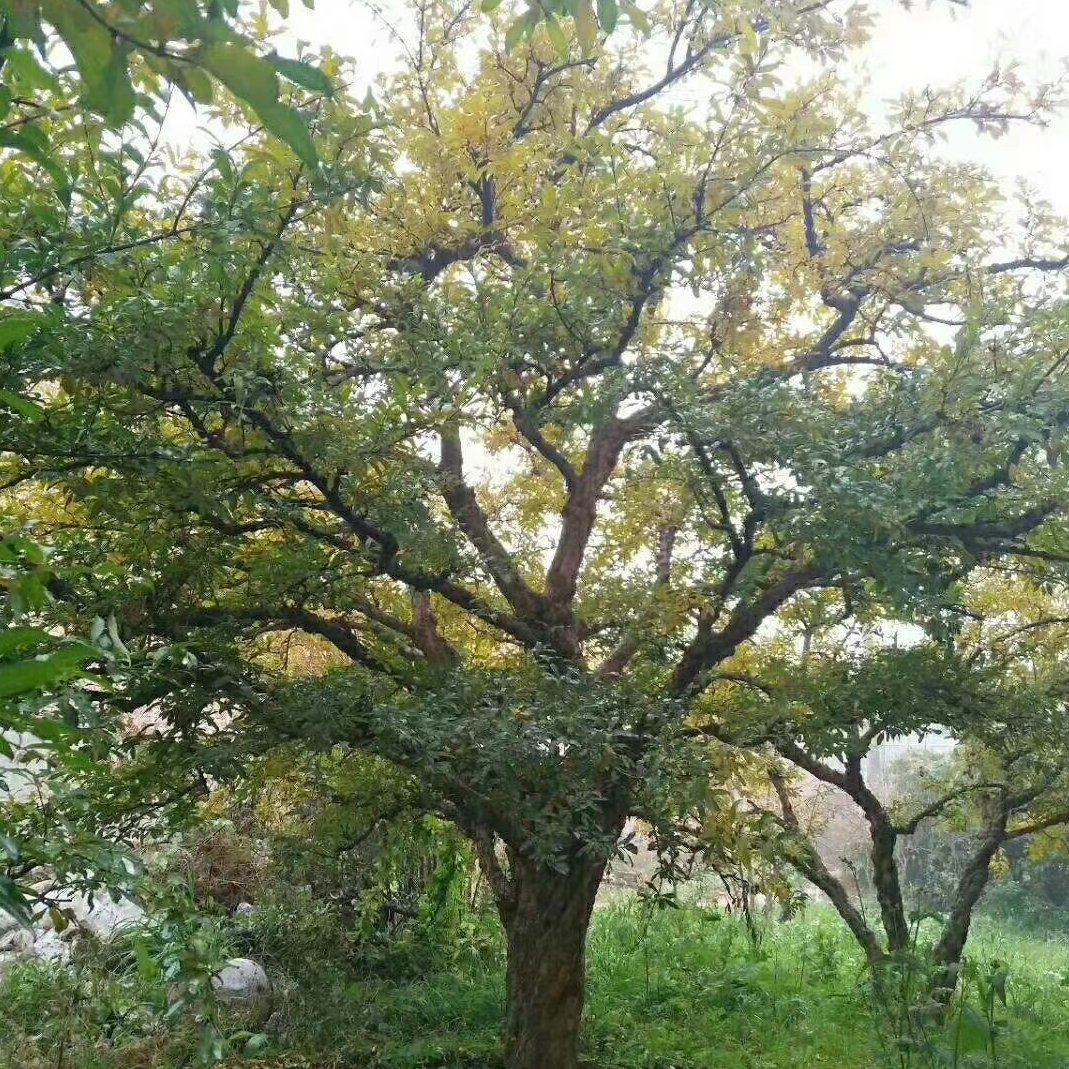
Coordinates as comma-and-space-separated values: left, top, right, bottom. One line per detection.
4, 1, 1069, 1066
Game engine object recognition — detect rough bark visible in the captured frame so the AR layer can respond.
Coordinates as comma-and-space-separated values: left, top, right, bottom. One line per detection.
930, 832, 1004, 993
867, 817, 910, 955
495, 854, 606, 1069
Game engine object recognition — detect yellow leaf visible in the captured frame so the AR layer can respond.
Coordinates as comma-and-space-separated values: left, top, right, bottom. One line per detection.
576, 0, 597, 53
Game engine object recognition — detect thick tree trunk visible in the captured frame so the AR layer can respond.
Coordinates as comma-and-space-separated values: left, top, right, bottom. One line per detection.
868, 819, 910, 955
499, 856, 605, 1069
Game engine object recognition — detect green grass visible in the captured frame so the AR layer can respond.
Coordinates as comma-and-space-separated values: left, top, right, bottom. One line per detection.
4, 903, 1069, 1069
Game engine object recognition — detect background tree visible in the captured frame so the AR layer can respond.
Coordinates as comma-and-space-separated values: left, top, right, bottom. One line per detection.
721, 625, 1069, 981
5, 1, 1069, 1066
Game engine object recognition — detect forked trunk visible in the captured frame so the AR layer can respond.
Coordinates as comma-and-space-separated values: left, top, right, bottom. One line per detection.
500, 856, 605, 1069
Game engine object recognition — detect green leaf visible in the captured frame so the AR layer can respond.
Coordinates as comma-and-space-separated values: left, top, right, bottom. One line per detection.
0, 876, 32, 928
504, 10, 537, 50
174, 65, 215, 105
619, 0, 649, 33
211, 147, 234, 181
202, 42, 280, 111
202, 45, 320, 165
575, 0, 597, 51
267, 0, 289, 15
545, 14, 569, 58
0, 644, 94, 699
1, 46, 55, 92
0, 310, 47, 350
7, 0, 42, 41
256, 101, 318, 168
41, 0, 134, 124
244, 1033, 271, 1056
0, 389, 46, 422
956, 1005, 993, 1052
596, 0, 618, 33
992, 966, 1008, 1006
0, 128, 69, 191
0, 626, 51, 660
480, 0, 504, 10
268, 53, 333, 96
88, 44, 136, 124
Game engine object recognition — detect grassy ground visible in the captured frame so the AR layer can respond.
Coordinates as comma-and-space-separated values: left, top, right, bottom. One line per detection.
3, 901, 1069, 1069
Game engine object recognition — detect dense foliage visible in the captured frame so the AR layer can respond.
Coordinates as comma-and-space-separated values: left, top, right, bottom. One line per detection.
4, 0, 1069, 1066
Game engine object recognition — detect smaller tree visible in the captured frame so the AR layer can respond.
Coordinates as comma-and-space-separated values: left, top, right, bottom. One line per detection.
708, 602, 1069, 983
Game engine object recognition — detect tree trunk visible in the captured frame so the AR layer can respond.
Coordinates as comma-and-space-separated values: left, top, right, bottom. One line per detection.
930, 834, 1003, 993
499, 856, 605, 1069
868, 819, 910, 955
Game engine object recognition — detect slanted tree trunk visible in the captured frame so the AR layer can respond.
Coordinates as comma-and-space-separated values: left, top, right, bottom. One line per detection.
930, 825, 1007, 995
499, 856, 605, 1069
770, 770, 886, 966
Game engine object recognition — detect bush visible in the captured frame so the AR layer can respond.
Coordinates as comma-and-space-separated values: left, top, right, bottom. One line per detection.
170, 820, 267, 914
982, 857, 1069, 933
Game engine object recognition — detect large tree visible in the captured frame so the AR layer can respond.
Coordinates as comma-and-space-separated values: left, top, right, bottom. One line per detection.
5, 1, 1069, 1065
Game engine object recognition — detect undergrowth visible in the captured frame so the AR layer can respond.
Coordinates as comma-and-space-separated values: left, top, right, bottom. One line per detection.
3, 901, 1069, 1069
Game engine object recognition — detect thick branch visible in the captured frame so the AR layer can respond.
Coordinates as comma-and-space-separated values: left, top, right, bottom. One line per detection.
770, 770, 885, 964
668, 563, 821, 696
438, 420, 545, 626
544, 409, 653, 612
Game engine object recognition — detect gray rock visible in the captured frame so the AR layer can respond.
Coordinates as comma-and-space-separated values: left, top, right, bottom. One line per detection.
211, 958, 272, 1023
39, 891, 144, 940
31, 930, 71, 964
234, 902, 256, 917
0, 927, 33, 955
69, 893, 144, 938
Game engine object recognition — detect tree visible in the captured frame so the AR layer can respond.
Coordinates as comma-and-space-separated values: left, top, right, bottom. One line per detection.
0, 533, 134, 926
5, 1, 1069, 1065
726, 625, 1069, 984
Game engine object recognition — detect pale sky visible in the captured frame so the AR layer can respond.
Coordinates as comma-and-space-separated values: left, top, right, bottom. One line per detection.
863, 0, 1069, 212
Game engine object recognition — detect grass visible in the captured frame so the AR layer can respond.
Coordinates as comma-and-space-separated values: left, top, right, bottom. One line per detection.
3, 900, 1069, 1069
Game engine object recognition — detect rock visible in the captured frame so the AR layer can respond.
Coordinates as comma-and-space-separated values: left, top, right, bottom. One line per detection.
31, 930, 71, 964
234, 902, 256, 917
38, 891, 144, 940
0, 887, 145, 972
211, 958, 272, 1023
70, 893, 144, 939
0, 927, 33, 955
